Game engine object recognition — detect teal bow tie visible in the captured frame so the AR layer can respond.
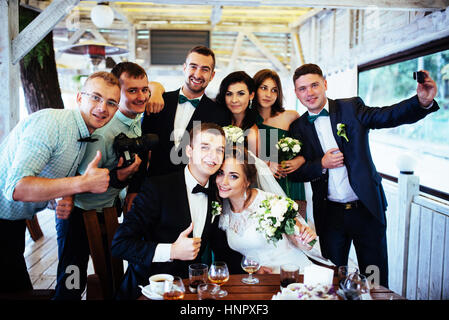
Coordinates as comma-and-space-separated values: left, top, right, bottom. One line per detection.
178, 95, 200, 108
307, 108, 329, 123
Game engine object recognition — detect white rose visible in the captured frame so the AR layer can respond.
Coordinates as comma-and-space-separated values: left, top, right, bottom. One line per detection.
292, 144, 301, 153
282, 147, 289, 152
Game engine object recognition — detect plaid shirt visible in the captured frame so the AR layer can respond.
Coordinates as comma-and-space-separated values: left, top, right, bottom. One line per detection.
0, 108, 90, 220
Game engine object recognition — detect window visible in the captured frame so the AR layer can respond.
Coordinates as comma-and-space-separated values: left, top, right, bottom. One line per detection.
358, 47, 449, 195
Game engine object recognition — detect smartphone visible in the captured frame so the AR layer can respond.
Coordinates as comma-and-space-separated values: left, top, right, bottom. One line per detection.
413, 71, 425, 84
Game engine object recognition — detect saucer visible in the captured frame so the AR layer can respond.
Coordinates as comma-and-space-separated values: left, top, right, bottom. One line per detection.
140, 285, 163, 300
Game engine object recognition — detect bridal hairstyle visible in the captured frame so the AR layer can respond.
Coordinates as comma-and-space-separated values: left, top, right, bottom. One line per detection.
224, 146, 258, 207
253, 69, 285, 117
216, 71, 258, 131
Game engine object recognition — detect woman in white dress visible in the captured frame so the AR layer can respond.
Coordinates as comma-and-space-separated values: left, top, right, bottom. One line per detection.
216, 148, 317, 274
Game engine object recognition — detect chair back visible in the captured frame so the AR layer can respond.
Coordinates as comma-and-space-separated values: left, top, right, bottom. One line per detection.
83, 207, 123, 300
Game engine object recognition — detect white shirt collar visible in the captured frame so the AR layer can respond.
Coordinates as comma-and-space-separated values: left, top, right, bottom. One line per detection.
308, 99, 329, 116
184, 165, 209, 193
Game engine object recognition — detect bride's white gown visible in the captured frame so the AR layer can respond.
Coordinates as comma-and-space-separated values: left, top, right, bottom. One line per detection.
219, 189, 312, 274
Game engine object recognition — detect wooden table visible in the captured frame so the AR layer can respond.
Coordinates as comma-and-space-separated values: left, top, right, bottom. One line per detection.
140, 274, 405, 300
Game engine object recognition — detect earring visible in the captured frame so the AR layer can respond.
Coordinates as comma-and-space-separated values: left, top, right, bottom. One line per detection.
243, 190, 248, 201
249, 99, 253, 109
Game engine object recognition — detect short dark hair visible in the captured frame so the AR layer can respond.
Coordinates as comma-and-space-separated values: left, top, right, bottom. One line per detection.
111, 62, 148, 83
187, 45, 216, 70
292, 63, 324, 84
216, 71, 257, 130
189, 122, 225, 146
253, 69, 285, 117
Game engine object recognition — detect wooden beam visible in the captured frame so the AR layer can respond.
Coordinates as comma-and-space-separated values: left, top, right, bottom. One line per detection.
290, 8, 324, 28
227, 31, 244, 73
0, 0, 20, 142
100, 0, 449, 11
12, 0, 80, 65
244, 31, 289, 76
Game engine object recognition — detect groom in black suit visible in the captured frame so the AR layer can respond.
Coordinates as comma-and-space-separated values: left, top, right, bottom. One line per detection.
111, 123, 242, 300
287, 64, 439, 288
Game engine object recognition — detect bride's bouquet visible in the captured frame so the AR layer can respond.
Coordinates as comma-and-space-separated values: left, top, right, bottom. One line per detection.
223, 125, 245, 145
251, 194, 316, 247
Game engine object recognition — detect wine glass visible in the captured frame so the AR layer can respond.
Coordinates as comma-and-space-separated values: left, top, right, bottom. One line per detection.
342, 272, 367, 300
241, 256, 260, 284
337, 266, 359, 289
208, 261, 230, 297
163, 276, 185, 300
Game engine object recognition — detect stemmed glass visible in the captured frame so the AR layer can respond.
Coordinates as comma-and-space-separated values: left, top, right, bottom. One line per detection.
208, 261, 230, 297
337, 266, 359, 289
342, 272, 369, 300
241, 256, 260, 284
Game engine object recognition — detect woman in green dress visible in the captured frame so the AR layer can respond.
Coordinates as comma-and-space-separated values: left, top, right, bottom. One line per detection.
253, 69, 307, 213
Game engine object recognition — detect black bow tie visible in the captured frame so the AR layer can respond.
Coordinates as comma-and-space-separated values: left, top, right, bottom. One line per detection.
192, 184, 211, 195
78, 137, 98, 143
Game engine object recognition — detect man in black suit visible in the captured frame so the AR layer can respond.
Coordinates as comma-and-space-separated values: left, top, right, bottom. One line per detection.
287, 64, 439, 288
111, 123, 242, 300
125, 46, 231, 212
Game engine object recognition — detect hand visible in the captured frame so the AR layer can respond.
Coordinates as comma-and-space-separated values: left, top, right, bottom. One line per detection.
146, 82, 165, 114
116, 154, 142, 182
55, 196, 74, 219
123, 192, 137, 215
267, 161, 282, 179
417, 70, 437, 107
170, 223, 201, 260
278, 156, 306, 177
256, 266, 273, 274
82, 151, 110, 193
321, 148, 344, 169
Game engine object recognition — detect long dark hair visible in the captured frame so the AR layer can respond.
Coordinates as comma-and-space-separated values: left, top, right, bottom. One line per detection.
253, 69, 285, 117
216, 71, 258, 130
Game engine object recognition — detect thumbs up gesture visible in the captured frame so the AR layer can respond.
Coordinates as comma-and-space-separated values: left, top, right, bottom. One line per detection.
170, 223, 201, 260
82, 150, 110, 194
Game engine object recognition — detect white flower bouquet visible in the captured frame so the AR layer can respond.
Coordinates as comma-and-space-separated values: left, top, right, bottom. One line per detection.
223, 125, 245, 145
275, 136, 302, 162
251, 194, 316, 246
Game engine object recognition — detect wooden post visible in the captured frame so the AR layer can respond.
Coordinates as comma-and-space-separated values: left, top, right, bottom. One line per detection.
0, 0, 20, 143
395, 172, 419, 297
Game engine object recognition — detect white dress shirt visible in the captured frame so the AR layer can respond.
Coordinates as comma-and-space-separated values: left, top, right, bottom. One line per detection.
152, 165, 209, 262
310, 99, 359, 203
173, 88, 204, 148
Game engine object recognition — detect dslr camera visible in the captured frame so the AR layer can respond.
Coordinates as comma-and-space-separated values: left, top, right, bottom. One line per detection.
113, 132, 159, 167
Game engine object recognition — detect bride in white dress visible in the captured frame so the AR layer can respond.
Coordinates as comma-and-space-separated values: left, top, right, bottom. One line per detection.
216, 148, 317, 274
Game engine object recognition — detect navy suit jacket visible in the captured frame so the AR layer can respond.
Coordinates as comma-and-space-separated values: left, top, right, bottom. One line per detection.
111, 170, 242, 300
288, 95, 439, 235
140, 89, 231, 177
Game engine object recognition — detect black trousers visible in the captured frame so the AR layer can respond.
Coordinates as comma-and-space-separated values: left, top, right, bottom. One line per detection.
318, 201, 389, 288
0, 218, 33, 292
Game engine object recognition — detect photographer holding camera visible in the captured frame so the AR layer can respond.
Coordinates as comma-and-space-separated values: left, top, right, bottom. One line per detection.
54, 62, 157, 300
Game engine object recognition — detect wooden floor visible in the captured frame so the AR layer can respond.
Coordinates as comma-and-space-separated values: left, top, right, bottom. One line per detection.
24, 209, 94, 299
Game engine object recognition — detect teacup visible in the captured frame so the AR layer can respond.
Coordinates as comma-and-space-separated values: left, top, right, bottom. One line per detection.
149, 274, 174, 296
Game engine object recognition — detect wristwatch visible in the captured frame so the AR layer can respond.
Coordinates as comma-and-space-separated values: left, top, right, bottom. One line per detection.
321, 167, 327, 175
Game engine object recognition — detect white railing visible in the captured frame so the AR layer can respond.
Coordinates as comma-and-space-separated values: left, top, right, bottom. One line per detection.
384, 173, 449, 300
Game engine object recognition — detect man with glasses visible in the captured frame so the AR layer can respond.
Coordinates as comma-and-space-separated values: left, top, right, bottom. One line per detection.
0, 71, 121, 294
53, 62, 150, 300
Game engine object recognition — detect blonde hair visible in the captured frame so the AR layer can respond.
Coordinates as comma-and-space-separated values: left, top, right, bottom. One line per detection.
83, 71, 121, 90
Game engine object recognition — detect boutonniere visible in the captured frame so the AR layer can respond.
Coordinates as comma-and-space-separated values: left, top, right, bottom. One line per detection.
211, 201, 222, 223
337, 123, 349, 142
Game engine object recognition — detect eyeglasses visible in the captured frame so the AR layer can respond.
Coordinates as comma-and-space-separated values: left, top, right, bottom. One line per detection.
81, 92, 119, 108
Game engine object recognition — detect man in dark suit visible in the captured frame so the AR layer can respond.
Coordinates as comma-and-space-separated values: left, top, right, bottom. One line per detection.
287, 64, 439, 288
111, 123, 242, 300
125, 46, 231, 212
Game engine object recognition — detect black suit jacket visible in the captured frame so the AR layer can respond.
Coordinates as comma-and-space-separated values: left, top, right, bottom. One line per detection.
140, 89, 231, 177
111, 170, 242, 300
288, 95, 439, 235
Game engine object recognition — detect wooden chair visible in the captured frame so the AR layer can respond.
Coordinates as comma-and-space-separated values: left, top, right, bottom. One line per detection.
83, 207, 123, 300
26, 215, 43, 241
